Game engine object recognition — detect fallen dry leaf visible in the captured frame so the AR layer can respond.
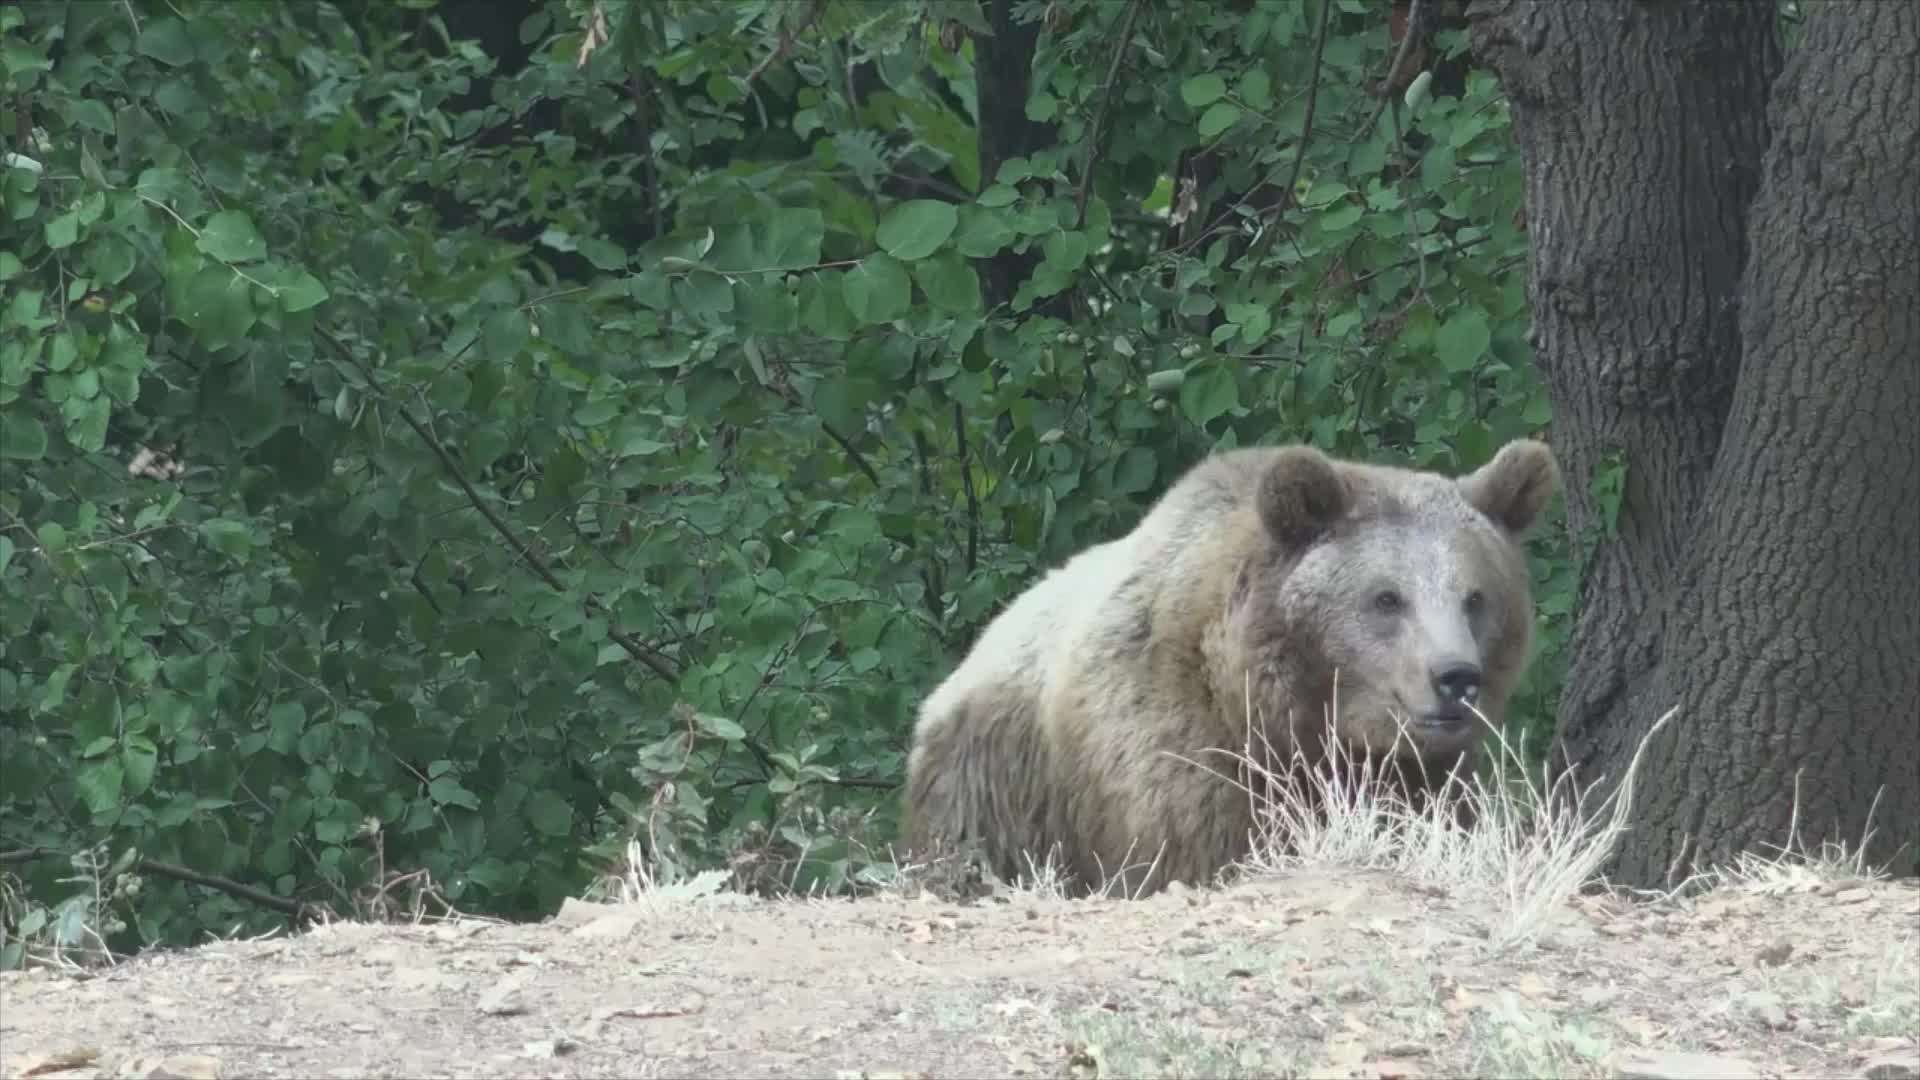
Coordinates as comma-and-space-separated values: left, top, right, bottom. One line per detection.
106, 1055, 225, 1080
10, 1049, 103, 1079
1614, 1050, 1763, 1080
598, 999, 704, 1021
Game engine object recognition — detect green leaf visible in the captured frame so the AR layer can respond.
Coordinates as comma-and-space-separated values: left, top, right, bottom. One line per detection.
574, 398, 620, 427
695, 711, 747, 741
913, 254, 981, 314
196, 211, 267, 263
1228, 302, 1272, 344
1198, 102, 1242, 139
675, 270, 735, 318
0, 414, 45, 460
1436, 310, 1491, 372
44, 213, 79, 249
1112, 447, 1158, 495
976, 184, 1018, 208
617, 429, 669, 456
1181, 73, 1227, 107
875, 200, 959, 261
277, 269, 328, 312
579, 236, 628, 271
430, 371, 471, 411
267, 702, 307, 755
179, 264, 257, 344
842, 254, 911, 324
526, 790, 574, 837
63, 395, 108, 453
428, 776, 481, 811
1523, 391, 1554, 426
762, 207, 825, 267
482, 309, 530, 362
197, 519, 254, 560
797, 271, 852, 339
123, 739, 159, 796
85, 234, 136, 284
135, 18, 195, 66
1239, 70, 1273, 111
1042, 230, 1089, 273
69, 98, 115, 134
1318, 204, 1364, 232
0, 536, 13, 574
1179, 365, 1240, 426
297, 721, 335, 764
954, 207, 1017, 258
76, 759, 124, 814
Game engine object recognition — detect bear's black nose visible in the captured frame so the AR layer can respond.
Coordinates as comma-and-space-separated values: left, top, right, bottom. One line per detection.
1433, 662, 1483, 705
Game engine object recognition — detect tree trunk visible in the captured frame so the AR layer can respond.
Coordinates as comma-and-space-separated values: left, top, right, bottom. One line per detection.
1473, 0, 1920, 887
972, 0, 1055, 310
1467, 1, 1779, 793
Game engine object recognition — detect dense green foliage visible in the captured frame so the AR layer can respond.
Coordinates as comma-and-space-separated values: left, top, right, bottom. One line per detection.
0, 0, 1584, 963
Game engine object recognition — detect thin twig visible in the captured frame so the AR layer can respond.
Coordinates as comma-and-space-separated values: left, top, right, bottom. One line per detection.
745, 0, 823, 85
954, 402, 979, 574
136, 856, 324, 920
1077, 0, 1144, 229
1245, 0, 1334, 265
1280, 0, 1336, 220
913, 429, 945, 614
822, 419, 881, 486
1388, 99, 1429, 299
315, 329, 681, 682
1356, 0, 1427, 143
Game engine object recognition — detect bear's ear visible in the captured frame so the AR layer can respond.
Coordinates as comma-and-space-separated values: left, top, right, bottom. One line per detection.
1257, 446, 1349, 547
1459, 439, 1560, 534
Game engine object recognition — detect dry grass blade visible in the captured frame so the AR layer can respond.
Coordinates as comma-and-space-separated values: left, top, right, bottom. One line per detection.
1188, 683, 1684, 949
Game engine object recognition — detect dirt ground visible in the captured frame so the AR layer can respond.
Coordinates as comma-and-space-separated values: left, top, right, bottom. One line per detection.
1, 868, 1914, 1080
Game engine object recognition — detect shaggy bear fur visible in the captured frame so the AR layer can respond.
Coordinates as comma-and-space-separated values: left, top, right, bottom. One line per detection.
900, 439, 1559, 896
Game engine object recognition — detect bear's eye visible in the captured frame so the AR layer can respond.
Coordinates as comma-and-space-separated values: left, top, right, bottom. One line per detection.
1373, 590, 1404, 615
1464, 590, 1485, 615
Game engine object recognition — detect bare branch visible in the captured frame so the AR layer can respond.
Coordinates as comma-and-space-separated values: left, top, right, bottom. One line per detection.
315, 329, 681, 683
1247, 0, 1336, 265
1356, 0, 1427, 142
1077, 0, 1145, 229
954, 402, 980, 574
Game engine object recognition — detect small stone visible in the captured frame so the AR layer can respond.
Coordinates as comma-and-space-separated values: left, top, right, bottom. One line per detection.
1744, 989, 1789, 1030
1862, 1047, 1920, 1080
1834, 886, 1874, 904
1578, 985, 1623, 1008
1614, 1050, 1764, 1080
1755, 940, 1794, 966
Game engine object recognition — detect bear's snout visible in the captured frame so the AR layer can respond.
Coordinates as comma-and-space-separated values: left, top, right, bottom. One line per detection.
1431, 661, 1483, 707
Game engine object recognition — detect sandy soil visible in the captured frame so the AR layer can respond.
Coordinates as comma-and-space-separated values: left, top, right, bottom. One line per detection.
2, 868, 1914, 1080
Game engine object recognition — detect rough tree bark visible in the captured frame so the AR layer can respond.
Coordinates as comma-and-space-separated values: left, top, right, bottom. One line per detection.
972, 0, 1056, 310
1472, 0, 1919, 886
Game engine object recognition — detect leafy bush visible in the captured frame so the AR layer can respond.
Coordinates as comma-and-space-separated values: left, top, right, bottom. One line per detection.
0, 0, 1573, 964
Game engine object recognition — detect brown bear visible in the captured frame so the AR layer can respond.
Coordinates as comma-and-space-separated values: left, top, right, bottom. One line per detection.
899, 438, 1559, 896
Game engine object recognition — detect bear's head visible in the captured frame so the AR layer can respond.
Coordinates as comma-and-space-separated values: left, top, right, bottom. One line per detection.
1230, 439, 1559, 763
